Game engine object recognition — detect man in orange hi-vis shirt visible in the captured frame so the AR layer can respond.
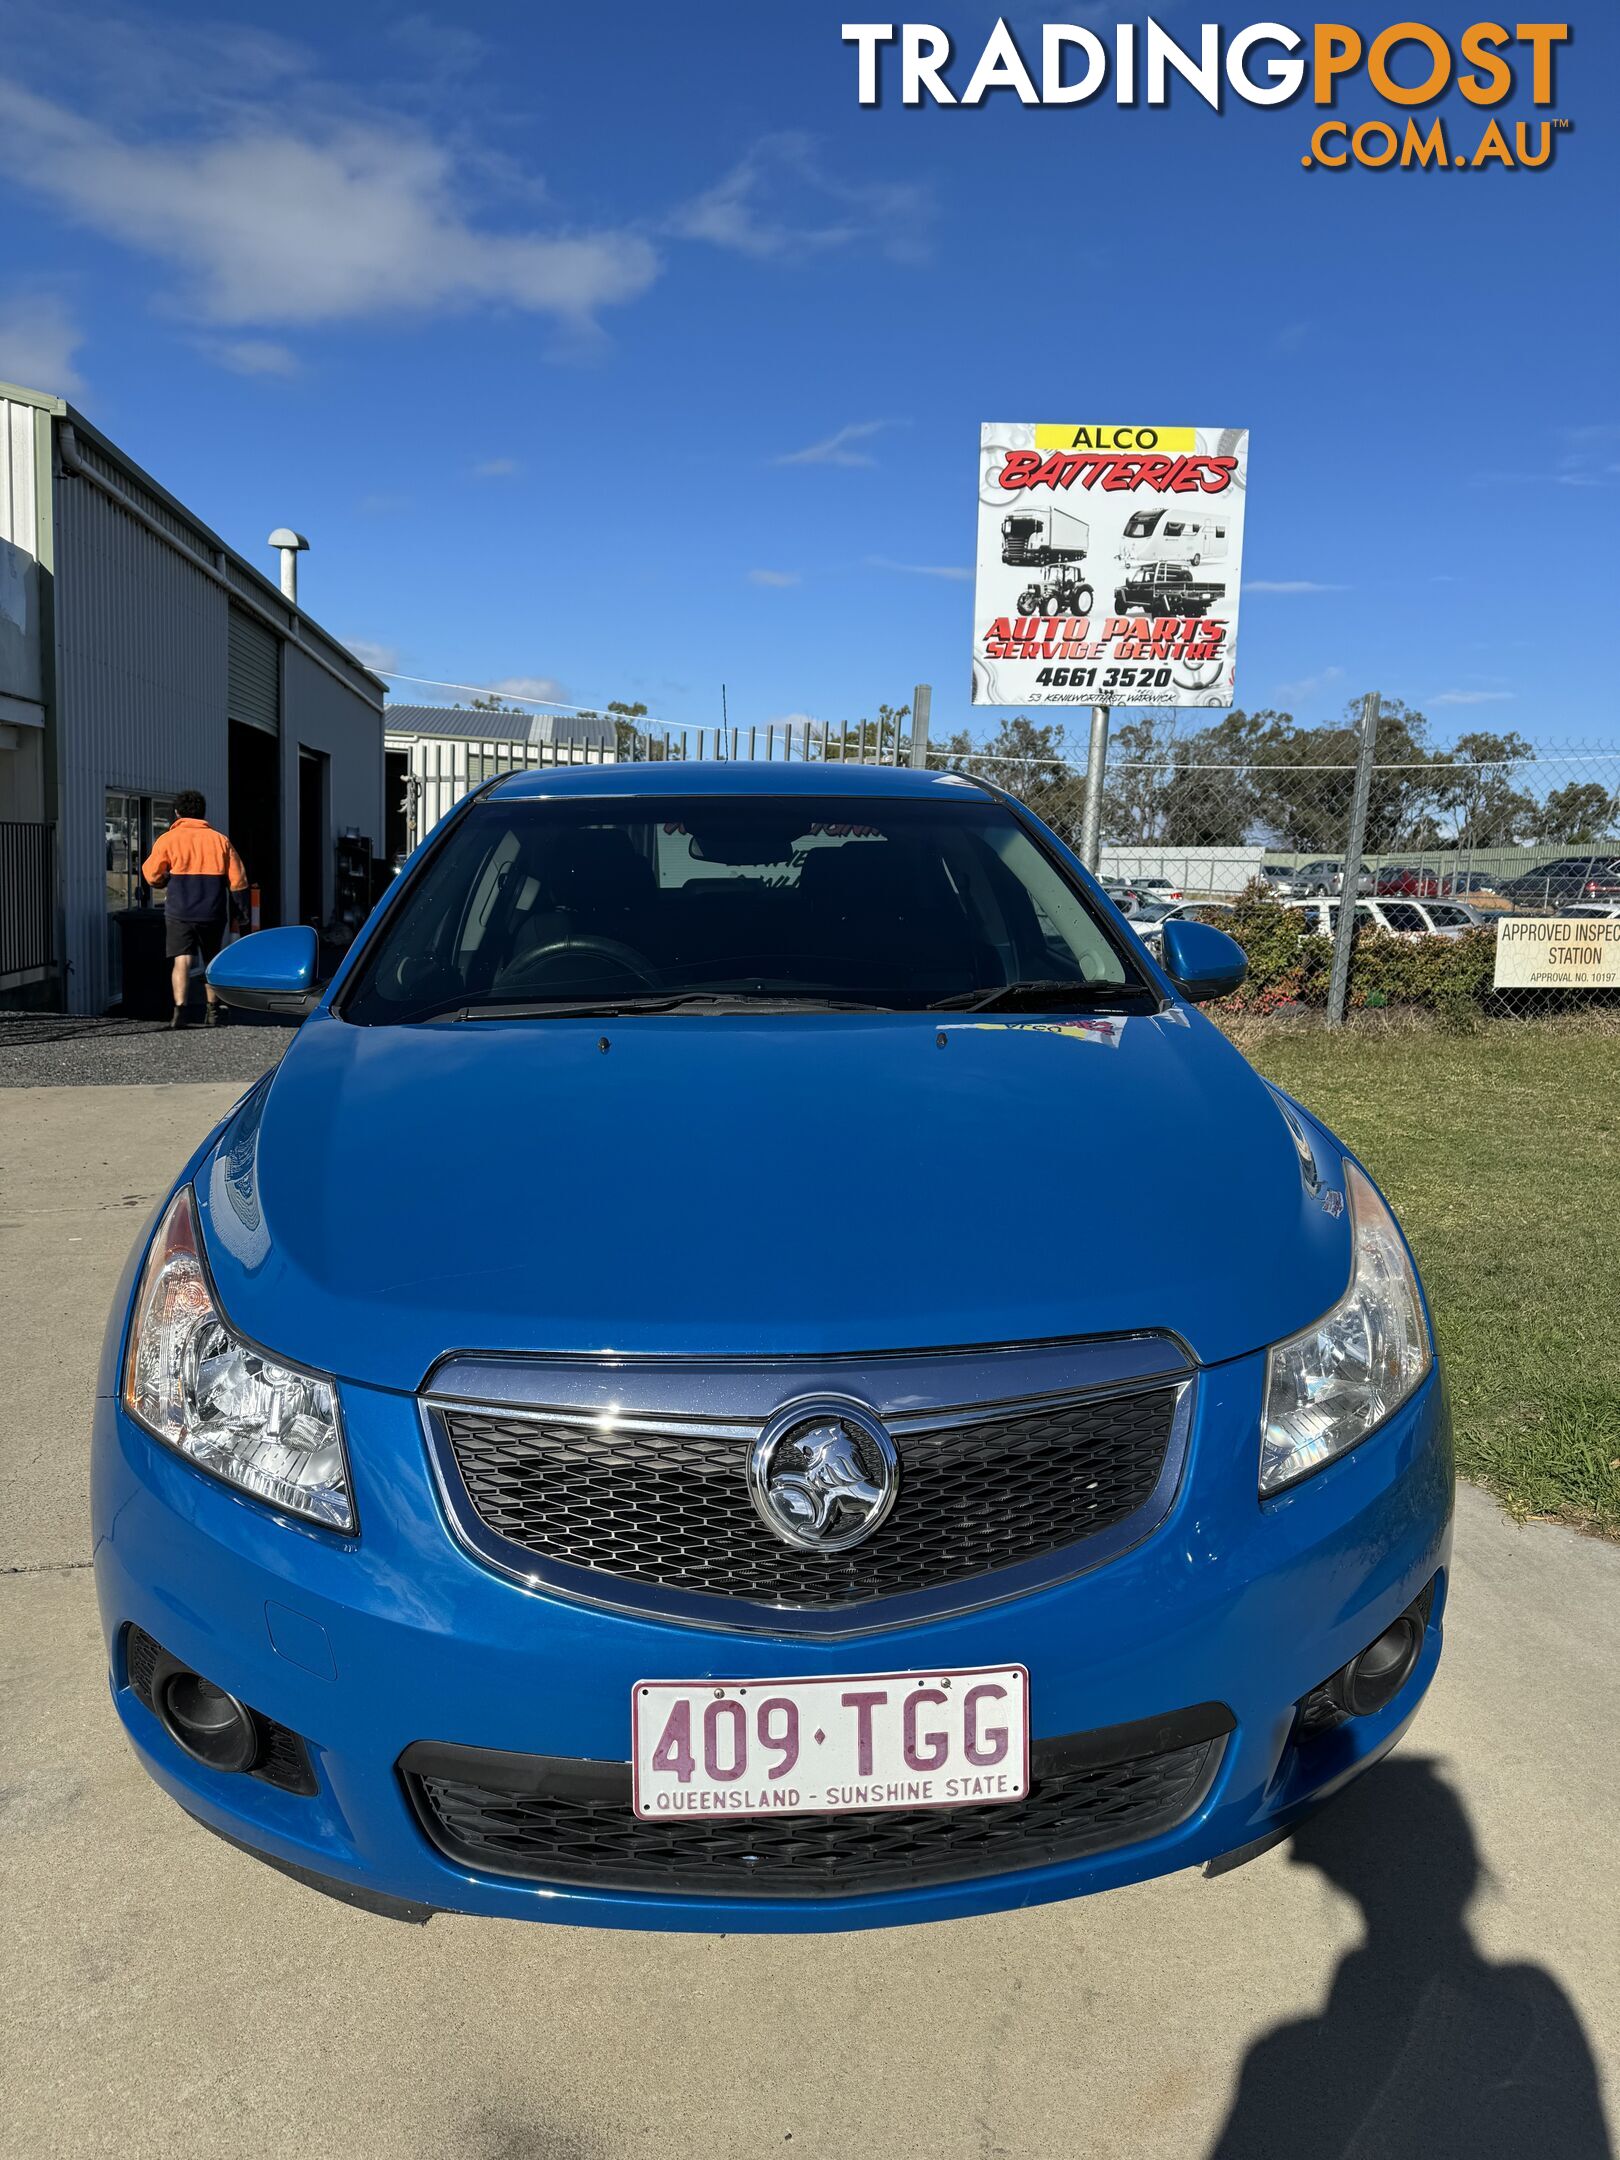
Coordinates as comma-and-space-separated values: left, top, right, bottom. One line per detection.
141, 790, 249, 1029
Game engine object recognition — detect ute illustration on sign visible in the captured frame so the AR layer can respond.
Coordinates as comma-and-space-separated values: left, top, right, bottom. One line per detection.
974, 422, 1248, 709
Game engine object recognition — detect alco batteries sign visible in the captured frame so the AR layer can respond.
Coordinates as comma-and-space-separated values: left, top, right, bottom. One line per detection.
973, 423, 1249, 708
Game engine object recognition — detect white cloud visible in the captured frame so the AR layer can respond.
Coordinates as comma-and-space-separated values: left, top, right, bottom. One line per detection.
204, 336, 299, 376
866, 556, 973, 582
1431, 689, 1515, 707
671, 133, 930, 265
0, 288, 85, 395
343, 637, 399, 674
774, 420, 893, 469
1244, 580, 1350, 594
473, 456, 520, 478
1274, 665, 1346, 701
488, 676, 566, 707
747, 568, 800, 587
0, 78, 659, 333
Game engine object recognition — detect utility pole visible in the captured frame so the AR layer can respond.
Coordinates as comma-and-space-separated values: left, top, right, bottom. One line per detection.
1079, 704, 1111, 874
1327, 690, 1381, 1029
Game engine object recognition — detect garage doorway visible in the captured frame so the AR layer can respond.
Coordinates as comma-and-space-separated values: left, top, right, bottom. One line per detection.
298, 747, 328, 930
228, 722, 280, 928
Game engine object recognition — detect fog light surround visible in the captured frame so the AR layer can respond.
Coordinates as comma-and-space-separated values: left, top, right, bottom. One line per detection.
154, 1664, 260, 1774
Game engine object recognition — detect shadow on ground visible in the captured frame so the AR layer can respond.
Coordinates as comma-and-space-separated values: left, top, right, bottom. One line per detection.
1209, 1755, 1612, 2159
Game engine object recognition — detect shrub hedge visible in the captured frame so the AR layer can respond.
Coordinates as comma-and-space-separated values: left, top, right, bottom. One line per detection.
1215, 887, 1499, 1016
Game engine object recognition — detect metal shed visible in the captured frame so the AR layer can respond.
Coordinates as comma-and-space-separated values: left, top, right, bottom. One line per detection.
384, 704, 618, 855
0, 379, 386, 1013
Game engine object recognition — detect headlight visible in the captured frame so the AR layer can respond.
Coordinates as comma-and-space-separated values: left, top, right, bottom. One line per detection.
122, 1186, 354, 1530
1260, 1161, 1431, 1496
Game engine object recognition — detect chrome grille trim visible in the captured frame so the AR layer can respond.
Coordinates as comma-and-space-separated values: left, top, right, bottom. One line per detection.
418, 1338, 1195, 1640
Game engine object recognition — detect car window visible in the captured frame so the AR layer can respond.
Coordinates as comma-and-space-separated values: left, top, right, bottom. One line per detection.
1381, 903, 1427, 933
1424, 905, 1470, 928
341, 794, 1145, 1023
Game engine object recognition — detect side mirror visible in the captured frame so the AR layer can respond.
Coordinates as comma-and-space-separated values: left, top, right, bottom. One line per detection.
1159, 918, 1247, 1004
206, 926, 320, 1016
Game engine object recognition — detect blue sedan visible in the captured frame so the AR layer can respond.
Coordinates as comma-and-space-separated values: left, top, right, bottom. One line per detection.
93, 763, 1451, 1931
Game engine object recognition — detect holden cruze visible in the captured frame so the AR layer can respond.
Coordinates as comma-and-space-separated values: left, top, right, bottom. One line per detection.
92, 763, 1452, 1930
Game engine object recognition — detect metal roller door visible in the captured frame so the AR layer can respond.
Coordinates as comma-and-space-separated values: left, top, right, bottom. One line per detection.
228, 605, 280, 735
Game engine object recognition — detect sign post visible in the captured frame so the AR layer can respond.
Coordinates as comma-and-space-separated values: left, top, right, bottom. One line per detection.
1327, 691, 1381, 1029
1079, 704, 1111, 874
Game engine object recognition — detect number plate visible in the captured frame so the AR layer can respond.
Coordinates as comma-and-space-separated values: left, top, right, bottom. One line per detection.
631, 1665, 1030, 1821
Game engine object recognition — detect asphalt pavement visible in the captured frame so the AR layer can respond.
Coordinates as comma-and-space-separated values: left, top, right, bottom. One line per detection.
2, 1082, 1615, 2160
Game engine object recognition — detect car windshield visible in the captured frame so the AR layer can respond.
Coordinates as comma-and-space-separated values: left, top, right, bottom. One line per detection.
341, 793, 1149, 1024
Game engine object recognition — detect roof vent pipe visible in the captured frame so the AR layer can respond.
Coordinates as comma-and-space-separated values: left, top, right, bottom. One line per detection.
268, 528, 309, 604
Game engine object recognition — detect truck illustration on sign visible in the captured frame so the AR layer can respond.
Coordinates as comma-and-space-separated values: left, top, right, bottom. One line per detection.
1113, 561, 1228, 617
1001, 509, 1094, 617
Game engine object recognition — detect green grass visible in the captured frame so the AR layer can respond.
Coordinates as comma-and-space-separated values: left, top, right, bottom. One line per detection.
1237, 1018, 1620, 1536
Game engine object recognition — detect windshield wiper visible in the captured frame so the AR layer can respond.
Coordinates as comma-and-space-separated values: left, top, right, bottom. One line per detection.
449, 992, 894, 1021
929, 979, 1152, 1014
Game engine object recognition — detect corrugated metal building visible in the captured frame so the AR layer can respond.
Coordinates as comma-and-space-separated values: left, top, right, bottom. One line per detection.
0, 379, 385, 1013
384, 703, 617, 853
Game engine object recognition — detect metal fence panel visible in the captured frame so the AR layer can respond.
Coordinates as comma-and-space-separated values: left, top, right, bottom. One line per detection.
0, 819, 57, 977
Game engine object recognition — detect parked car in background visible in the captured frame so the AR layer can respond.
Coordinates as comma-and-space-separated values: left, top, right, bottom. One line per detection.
94, 761, 1452, 1931
1129, 900, 1237, 958
1099, 878, 1142, 916
1289, 898, 1487, 941
1496, 856, 1620, 909
1558, 902, 1620, 921
1374, 864, 1444, 899
1130, 876, 1183, 903
1256, 865, 1306, 898
1292, 860, 1344, 896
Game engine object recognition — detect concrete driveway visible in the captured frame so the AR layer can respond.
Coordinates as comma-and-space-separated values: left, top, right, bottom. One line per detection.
2, 1083, 1616, 2160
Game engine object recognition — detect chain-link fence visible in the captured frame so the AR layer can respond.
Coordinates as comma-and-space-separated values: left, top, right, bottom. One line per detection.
392, 697, 1620, 1024
930, 706, 1620, 1023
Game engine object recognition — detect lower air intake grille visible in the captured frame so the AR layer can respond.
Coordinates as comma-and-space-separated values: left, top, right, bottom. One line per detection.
399, 1707, 1230, 1899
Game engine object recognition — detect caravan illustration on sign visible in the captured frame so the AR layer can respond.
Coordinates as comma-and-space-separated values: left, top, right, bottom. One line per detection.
974, 423, 1249, 709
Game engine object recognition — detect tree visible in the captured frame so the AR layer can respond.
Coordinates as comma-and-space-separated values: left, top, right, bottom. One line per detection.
465, 694, 526, 715
1102, 712, 1176, 844
1531, 780, 1617, 845
943, 715, 1088, 842
1431, 730, 1538, 847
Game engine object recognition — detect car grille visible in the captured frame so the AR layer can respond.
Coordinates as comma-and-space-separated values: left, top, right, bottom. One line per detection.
435, 1383, 1181, 1612
399, 1709, 1230, 1899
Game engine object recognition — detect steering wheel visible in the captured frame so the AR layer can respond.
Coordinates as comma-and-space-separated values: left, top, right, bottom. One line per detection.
495, 934, 661, 994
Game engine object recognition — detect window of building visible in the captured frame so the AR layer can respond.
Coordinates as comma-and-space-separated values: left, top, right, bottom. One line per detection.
105, 791, 177, 912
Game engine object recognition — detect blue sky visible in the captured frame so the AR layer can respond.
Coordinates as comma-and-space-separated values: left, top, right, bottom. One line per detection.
0, 1, 1614, 750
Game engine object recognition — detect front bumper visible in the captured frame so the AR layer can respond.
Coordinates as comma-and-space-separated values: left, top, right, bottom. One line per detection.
90, 1340, 1453, 1933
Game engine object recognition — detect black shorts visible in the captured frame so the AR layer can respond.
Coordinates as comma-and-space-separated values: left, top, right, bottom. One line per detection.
165, 915, 227, 963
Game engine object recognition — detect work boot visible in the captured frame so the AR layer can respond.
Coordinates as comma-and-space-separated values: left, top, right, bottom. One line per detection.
169, 1004, 188, 1030
205, 1001, 224, 1028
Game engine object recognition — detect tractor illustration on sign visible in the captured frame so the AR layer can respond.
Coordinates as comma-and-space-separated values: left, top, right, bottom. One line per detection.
1001, 509, 1094, 617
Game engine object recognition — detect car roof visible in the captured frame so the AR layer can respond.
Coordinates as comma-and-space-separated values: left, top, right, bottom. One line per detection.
485, 760, 996, 803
